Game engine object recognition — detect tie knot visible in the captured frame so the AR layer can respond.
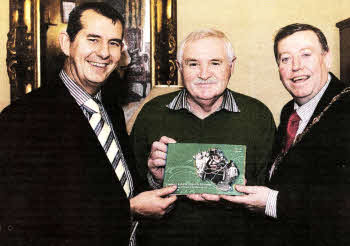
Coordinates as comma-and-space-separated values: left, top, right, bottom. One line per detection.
284, 110, 301, 152
289, 111, 300, 123
83, 98, 100, 114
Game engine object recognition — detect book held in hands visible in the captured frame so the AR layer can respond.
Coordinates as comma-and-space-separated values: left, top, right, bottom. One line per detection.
163, 143, 246, 195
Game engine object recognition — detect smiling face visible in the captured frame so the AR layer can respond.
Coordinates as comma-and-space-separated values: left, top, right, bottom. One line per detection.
61, 9, 123, 95
180, 37, 235, 108
277, 30, 331, 105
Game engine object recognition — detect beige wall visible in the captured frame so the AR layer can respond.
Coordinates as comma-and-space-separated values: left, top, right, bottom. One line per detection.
177, 0, 350, 123
0, 1, 10, 111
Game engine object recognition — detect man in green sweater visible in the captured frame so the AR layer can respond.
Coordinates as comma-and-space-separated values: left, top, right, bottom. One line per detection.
130, 28, 276, 246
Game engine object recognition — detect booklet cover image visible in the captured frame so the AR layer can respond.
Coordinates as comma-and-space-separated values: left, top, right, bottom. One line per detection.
163, 143, 246, 195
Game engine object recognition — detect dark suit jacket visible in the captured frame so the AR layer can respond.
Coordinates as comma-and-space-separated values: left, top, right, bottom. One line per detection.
0, 75, 139, 246
266, 73, 350, 246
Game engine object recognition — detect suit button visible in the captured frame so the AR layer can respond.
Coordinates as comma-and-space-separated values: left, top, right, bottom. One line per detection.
7, 225, 13, 231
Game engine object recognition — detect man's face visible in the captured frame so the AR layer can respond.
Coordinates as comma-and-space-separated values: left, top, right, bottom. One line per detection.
277, 30, 331, 105
64, 10, 123, 95
180, 37, 234, 105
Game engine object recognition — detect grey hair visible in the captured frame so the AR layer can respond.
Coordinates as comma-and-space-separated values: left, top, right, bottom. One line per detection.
177, 28, 235, 65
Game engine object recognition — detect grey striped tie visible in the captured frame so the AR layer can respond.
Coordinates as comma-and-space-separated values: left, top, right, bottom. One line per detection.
83, 98, 131, 197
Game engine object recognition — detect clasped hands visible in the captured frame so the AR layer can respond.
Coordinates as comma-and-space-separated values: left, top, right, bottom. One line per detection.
147, 136, 271, 214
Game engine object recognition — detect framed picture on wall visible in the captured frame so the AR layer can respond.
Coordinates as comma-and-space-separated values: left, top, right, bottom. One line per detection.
104, 0, 153, 120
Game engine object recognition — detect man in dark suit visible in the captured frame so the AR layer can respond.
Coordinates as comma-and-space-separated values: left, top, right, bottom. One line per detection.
214, 23, 350, 245
0, 3, 176, 246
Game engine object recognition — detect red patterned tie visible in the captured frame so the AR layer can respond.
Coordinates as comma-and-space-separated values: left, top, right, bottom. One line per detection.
284, 111, 300, 152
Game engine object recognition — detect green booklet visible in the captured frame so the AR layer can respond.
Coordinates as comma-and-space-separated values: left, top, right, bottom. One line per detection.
163, 143, 246, 195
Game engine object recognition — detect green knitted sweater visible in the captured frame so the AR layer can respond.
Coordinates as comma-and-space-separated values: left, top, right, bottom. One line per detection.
130, 89, 276, 246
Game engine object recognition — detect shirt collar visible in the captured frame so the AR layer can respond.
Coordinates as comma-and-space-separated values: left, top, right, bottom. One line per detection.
59, 69, 102, 106
294, 73, 331, 122
166, 88, 240, 113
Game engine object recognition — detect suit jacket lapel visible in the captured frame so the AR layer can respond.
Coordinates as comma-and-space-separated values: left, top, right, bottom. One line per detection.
51, 76, 129, 198
306, 73, 345, 128
50, 77, 105, 153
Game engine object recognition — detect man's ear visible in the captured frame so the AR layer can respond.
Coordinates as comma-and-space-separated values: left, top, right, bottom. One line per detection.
230, 56, 237, 74
176, 60, 182, 71
58, 32, 71, 57
324, 50, 332, 70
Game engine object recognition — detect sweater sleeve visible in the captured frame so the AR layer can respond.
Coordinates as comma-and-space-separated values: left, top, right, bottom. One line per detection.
129, 103, 154, 189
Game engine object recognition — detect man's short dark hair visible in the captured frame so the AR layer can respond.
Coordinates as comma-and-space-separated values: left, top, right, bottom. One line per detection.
273, 23, 329, 63
66, 2, 125, 42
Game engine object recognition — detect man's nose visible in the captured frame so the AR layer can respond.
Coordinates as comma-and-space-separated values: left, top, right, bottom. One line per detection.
292, 56, 302, 71
96, 43, 110, 59
199, 64, 212, 80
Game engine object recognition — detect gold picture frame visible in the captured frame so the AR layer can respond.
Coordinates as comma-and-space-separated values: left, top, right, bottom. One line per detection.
7, 0, 177, 103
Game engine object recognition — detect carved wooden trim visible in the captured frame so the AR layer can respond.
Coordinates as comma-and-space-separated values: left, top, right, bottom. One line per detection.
151, 0, 178, 86
7, 0, 38, 102
336, 18, 350, 30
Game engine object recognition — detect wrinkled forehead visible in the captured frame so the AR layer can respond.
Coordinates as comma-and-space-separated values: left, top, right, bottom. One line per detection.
277, 30, 323, 55
183, 37, 228, 60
